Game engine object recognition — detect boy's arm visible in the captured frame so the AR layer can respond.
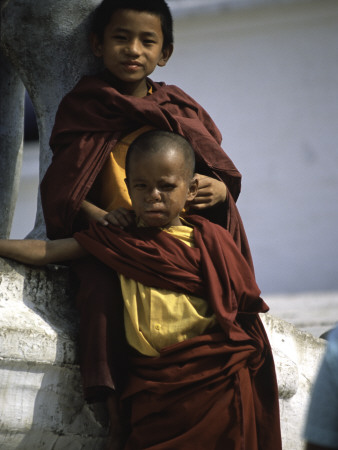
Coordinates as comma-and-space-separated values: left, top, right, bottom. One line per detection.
0, 238, 87, 266
81, 200, 135, 229
80, 199, 110, 226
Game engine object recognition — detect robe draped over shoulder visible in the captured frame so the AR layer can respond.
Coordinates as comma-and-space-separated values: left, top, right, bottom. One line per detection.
41, 73, 252, 267
74, 215, 282, 450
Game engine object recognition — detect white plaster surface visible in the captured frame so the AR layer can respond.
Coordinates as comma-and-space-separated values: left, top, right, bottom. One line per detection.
0, 0, 102, 239
0, 258, 329, 450
0, 259, 109, 449
261, 314, 326, 449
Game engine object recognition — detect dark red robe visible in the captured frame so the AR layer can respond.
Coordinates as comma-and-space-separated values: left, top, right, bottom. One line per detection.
40, 72, 252, 267
74, 215, 282, 450
40, 73, 256, 403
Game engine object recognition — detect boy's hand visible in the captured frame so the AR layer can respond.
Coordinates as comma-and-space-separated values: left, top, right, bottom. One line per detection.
81, 201, 134, 228
104, 208, 135, 228
188, 174, 227, 210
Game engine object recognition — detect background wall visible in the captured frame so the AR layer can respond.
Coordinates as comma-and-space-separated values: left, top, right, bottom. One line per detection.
156, 0, 338, 294
11, 0, 338, 296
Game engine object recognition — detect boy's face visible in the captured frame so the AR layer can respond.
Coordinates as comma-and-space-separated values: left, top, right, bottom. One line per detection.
91, 9, 173, 97
126, 149, 198, 228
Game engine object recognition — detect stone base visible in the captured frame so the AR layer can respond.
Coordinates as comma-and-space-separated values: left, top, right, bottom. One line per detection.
0, 259, 109, 449
0, 258, 326, 449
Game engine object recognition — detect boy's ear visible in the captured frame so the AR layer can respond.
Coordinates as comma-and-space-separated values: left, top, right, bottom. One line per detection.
186, 176, 198, 202
90, 33, 103, 57
157, 44, 174, 67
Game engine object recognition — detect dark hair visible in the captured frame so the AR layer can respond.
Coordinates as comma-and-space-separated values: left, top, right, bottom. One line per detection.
126, 130, 195, 180
91, 0, 173, 50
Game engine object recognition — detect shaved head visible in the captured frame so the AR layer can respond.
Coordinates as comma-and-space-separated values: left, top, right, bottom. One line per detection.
126, 130, 195, 180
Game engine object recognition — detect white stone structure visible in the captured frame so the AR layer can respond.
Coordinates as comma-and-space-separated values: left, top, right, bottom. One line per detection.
0, 258, 326, 449
0, 0, 101, 238
261, 315, 326, 449
0, 258, 109, 449
0, 54, 25, 239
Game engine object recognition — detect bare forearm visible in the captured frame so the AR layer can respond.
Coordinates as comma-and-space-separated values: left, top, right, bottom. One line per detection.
80, 199, 109, 225
81, 200, 135, 228
0, 238, 87, 266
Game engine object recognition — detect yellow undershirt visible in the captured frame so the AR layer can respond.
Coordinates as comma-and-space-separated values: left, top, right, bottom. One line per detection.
92, 83, 154, 211
121, 222, 217, 357
91, 94, 216, 356
93, 125, 154, 211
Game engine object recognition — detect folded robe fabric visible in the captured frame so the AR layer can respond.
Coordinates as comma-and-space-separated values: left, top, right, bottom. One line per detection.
40, 74, 257, 398
40, 74, 282, 446
74, 215, 282, 450
40, 72, 253, 268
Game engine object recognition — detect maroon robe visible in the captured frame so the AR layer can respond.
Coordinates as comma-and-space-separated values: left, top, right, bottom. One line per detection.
40, 73, 255, 402
74, 215, 282, 450
40, 72, 252, 267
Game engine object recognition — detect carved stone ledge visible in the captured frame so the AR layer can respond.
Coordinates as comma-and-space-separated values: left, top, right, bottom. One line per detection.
0, 258, 109, 449
0, 258, 326, 449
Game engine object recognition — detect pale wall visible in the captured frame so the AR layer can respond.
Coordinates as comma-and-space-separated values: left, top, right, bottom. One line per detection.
153, 0, 338, 294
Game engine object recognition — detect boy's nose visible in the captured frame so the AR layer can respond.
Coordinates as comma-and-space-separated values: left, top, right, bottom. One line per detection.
146, 188, 161, 202
125, 39, 141, 56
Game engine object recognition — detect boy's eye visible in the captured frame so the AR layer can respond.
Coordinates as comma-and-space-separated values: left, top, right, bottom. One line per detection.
143, 39, 156, 45
162, 184, 176, 191
113, 34, 127, 41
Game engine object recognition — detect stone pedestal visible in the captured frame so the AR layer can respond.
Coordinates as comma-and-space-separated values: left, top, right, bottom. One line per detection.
0, 257, 326, 449
261, 314, 326, 449
0, 258, 109, 449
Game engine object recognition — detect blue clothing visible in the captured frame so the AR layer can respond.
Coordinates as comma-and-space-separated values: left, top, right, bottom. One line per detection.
304, 326, 338, 448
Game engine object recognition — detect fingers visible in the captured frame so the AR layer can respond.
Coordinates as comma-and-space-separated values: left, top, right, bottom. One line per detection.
189, 174, 227, 209
96, 216, 109, 226
193, 174, 210, 189
188, 198, 212, 210
104, 208, 134, 228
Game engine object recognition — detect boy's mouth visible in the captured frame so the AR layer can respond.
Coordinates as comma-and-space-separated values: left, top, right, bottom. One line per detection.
144, 209, 166, 217
123, 61, 142, 71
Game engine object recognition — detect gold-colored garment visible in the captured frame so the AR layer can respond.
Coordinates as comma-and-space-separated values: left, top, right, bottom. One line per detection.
94, 125, 154, 211
121, 222, 217, 357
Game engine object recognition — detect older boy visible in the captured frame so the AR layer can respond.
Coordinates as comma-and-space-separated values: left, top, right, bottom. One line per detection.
41, 0, 257, 434
1, 130, 281, 449
41, 0, 248, 255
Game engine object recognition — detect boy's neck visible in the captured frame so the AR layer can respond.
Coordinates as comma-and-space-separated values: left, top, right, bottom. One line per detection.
136, 217, 184, 229
102, 69, 149, 98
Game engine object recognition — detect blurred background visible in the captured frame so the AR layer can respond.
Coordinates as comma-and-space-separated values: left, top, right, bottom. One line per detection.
11, 0, 338, 331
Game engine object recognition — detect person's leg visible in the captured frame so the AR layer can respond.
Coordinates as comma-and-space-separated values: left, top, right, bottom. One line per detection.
71, 256, 127, 398
105, 392, 127, 450
71, 256, 129, 448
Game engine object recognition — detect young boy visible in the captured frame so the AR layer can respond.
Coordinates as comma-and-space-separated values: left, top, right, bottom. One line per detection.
40, 0, 254, 432
1, 130, 281, 450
